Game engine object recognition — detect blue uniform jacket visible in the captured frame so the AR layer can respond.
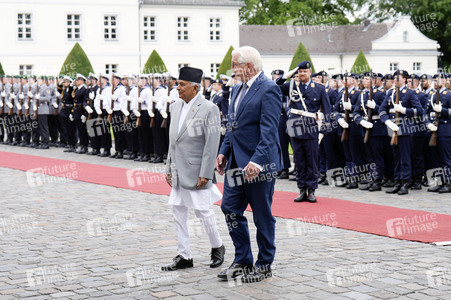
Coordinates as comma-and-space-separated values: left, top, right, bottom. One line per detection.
333, 87, 362, 137
353, 87, 387, 137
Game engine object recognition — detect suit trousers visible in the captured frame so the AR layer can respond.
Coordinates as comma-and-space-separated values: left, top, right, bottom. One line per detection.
172, 205, 222, 260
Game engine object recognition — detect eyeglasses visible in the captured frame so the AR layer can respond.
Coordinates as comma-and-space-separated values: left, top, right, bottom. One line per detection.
231, 62, 246, 68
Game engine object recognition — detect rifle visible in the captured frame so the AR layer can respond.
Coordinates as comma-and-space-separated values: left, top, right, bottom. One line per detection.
107, 75, 115, 123
25, 80, 31, 117
161, 85, 170, 128
0, 80, 4, 115
429, 77, 441, 146
136, 86, 142, 127
18, 82, 24, 117
124, 82, 131, 124
150, 85, 156, 128
341, 73, 349, 141
33, 82, 40, 119
54, 77, 60, 116
87, 77, 94, 120
97, 76, 105, 123
8, 81, 14, 116
364, 71, 374, 143
390, 74, 400, 146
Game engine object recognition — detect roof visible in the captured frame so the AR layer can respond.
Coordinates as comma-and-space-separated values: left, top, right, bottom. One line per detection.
142, 0, 244, 7
240, 23, 394, 55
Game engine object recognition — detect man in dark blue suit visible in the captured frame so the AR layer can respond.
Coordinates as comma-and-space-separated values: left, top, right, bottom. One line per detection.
216, 46, 282, 283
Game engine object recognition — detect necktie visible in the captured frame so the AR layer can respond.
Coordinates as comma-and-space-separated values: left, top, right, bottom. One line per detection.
300, 83, 306, 93
235, 83, 248, 112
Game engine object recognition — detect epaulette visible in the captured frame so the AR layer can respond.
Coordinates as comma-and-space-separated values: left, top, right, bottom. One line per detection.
311, 82, 315, 88
373, 89, 377, 93
429, 91, 434, 95
402, 89, 407, 93
350, 90, 355, 95
326, 88, 329, 92
444, 91, 448, 95
416, 90, 420, 94
218, 93, 223, 97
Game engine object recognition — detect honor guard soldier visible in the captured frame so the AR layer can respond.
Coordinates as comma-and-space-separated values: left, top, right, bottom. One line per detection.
151, 73, 168, 163
202, 75, 212, 100
47, 76, 60, 146
378, 70, 423, 195
93, 73, 113, 157
210, 79, 229, 147
18, 75, 31, 146
333, 72, 364, 189
86, 73, 101, 155
353, 72, 389, 191
33, 76, 52, 149
61, 76, 77, 152
54, 76, 67, 147
71, 73, 89, 154
134, 74, 154, 162
124, 74, 140, 160
277, 61, 331, 202
2, 75, 14, 144
14, 75, 28, 146
27, 75, 39, 148
109, 73, 127, 159
425, 73, 451, 193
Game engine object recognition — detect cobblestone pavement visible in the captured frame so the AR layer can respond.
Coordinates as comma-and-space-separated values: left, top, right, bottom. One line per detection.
0, 144, 450, 299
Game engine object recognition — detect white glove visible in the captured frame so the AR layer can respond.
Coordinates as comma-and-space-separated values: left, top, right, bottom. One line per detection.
111, 95, 117, 101
1, 92, 5, 97
89, 92, 94, 99
151, 96, 158, 103
338, 118, 349, 128
7, 101, 13, 109
126, 96, 132, 102
106, 107, 113, 115
85, 106, 93, 114
343, 101, 352, 111
161, 110, 168, 119
221, 126, 226, 136
121, 107, 130, 117
33, 104, 37, 111
52, 102, 58, 109
23, 102, 29, 110
433, 103, 442, 113
394, 103, 406, 114
385, 120, 399, 132
225, 79, 234, 87
35, 94, 40, 100
137, 97, 143, 103
55, 91, 60, 97
27, 92, 33, 98
69, 114, 74, 122
95, 107, 102, 115
99, 94, 104, 100
167, 96, 172, 104
427, 123, 437, 132
148, 108, 155, 118
0, 102, 3, 108
19, 93, 24, 100
81, 115, 87, 123
16, 103, 22, 110
366, 99, 376, 109
10, 94, 16, 100
284, 67, 299, 79
133, 109, 141, 117
360, 120, 373, 129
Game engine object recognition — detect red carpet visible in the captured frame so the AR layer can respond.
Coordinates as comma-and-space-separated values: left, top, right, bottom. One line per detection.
1, 150, 450, 244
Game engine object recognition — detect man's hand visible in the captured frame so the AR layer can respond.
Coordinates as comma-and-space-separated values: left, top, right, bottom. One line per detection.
216, 154, 227, 175
166, 173, 172, 187
243, 163, 260, 182
197, 177, 208, 190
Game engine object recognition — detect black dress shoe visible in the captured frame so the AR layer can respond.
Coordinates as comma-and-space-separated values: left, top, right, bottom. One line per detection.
241, 265, 272, 283
427, 184, 443, 193
76, 146, 88, 154
382, 179, 395, 188
322, 179, 329, 186
218, 263, 253, 281
294, 189, 307, 202
19, 142, 28, 147
115, 151, 124, 159
398, 181, 410, 195
109, 152, 117, 158
128, 153, 137, 160
307, 189, 317, 203
346, 182, 358, 189
161, 255, 193, 271
438, 183, 451, 193
369, 180, 382, 192
318, 173, 326, 184
410, 180, 422, 190
386, 182, 401, 194
49, 142, 57, 147
29, 142, 38, 148
139, 154, 150, 162
87, 149, 100, 156
152, 155, 164, 163
100, 150, 111, 157
64, 147, 76, 153
359, 183, 370, 190
210, 245, 225, 268
277, 169, 289, 179
11, 141, 19, 146
36, 144, 49, 149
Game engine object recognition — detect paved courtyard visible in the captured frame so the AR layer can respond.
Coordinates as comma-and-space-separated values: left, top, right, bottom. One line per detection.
0, 144, 450, 299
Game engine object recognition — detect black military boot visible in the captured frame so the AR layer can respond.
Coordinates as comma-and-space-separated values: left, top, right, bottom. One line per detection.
397, 180, 410, 195
382, 179, 396, 188
427, 184, 443, 193
410, 178, 422, 190
294, 189, 307, 202
438, 182, 451, 193
306, 189, 317, 203
386, 181, 401, 194
369, 179, 382, 192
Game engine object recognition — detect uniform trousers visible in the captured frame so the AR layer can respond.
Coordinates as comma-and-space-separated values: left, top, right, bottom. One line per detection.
392, 135, 412, 180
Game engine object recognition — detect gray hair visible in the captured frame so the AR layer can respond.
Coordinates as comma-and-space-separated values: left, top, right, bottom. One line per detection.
190, 82, 201, 90
232, 46, 262, 71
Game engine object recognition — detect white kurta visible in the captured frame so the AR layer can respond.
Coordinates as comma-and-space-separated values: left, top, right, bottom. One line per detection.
168, 96, 222, 211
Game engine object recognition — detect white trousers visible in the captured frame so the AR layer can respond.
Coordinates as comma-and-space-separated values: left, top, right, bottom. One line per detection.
172, 205, 222, 259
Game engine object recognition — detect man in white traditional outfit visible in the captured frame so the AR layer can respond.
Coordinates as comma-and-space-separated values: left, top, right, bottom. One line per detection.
162, 67, 225, 271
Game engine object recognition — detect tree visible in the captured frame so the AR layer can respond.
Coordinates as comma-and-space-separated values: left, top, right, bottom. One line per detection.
350, 51, 371, 74
216, 46, 234, 79
59, 42, 94, 77
289, 42, 316, 73
142, 50, 168, 74
0, 62, 4, 75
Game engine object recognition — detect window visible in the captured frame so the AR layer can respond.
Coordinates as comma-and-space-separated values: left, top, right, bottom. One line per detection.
105, 64, 117, 74
403, 31, 408, 42
19, 65, 33, 76
67, 14, 81, 40
177, 17, 189, 41
17, 13, 32, 40
390, 63, 398, 72
104, 15, 117, 40
178, 63, 189, 70
209, 17, 221, 41
413, 62, 421, 72
143, 16, 156, 41
210, 63, 220, 77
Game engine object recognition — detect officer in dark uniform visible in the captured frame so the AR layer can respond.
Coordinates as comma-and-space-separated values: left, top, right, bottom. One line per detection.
333, 72, 363, 189
379, 70, 423, 195
62, 77, 77, 152
425, 73, 451, 193
85, 73, 101, 155
202, 75, 212, 100
277, 61, 331, 202
72, 74, 89, 154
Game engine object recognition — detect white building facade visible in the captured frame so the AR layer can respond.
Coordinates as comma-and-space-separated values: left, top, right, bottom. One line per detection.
0, 0, 242, 76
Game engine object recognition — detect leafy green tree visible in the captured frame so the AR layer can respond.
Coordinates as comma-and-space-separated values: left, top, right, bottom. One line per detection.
0, 62, 4, 75
216, 46, 234, 79
59, 42, 94, 77
350, 51, 371, 74
289, 42, 315, 73
143, 50, 168, 74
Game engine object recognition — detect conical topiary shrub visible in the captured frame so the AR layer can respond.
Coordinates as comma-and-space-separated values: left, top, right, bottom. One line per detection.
216, 45, 234, 78
142, 50, 168, 74
59, 42, 94, 77
350, 51, 371, 74
0, 61, 5, 75
289, 42, 315, 73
